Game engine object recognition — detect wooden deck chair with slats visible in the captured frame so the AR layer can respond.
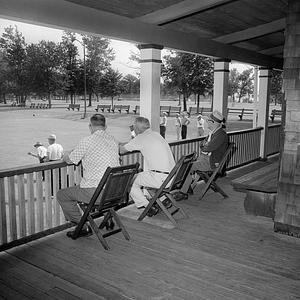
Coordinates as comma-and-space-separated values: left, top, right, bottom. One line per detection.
72, 163, 139, 250
195, 142, 236, 200
138, 152, 197, 226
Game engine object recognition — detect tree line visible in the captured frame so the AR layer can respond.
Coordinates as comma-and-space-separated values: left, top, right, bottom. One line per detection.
0, 26, 140, 106
0, 25, 281, 109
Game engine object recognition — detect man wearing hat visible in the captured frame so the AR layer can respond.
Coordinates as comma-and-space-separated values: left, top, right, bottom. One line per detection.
46, 134, 64, 161
28, 142, 47, 163
183, 110, 229, 192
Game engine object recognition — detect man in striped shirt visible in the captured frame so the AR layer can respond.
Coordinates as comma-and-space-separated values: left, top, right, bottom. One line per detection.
57, 114, 120, 238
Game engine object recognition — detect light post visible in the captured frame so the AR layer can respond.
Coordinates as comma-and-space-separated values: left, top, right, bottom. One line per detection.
75, 38, 87, 119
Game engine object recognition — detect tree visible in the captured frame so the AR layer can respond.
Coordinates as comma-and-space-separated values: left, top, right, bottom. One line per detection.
162, 52, 213, 111
81, 35, 115, 106
99, 68, 123, 107
229, 68, 254, 102
119, 74, 140, 94
190, 56, 214, 111
270, 70, 283, 105
26, 41, 64, 106
236, 68, 254, 102
0, 50, 10, 103
60, 32, 79, 103
0, 26, 29, 103
228, 68, 240, 102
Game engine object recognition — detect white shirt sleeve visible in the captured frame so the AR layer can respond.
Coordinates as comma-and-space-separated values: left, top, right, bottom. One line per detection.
124, 136, 141, 152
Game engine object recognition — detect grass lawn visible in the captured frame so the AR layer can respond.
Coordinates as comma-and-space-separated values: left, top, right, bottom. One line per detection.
0, 100, 279, 170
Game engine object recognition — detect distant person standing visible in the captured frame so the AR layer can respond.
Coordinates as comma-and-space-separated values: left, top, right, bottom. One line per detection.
46, 134, 64, 161
159, 112, 168, 138
196, 114, 205, 137
174, 113, 182, 140
181, 112, 190, 139
28, 142, 47, 163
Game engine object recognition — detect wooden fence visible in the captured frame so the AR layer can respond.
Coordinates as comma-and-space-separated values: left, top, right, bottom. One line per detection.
0, 126, 278, 250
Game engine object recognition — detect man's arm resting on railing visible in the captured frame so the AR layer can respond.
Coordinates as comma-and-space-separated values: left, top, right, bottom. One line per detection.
63, 151, 74, 164
119, 142, 130, 155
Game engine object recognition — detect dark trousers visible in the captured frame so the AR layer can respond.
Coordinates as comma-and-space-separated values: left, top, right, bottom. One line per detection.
160, 125, 166, 138
181, 125, 187, 139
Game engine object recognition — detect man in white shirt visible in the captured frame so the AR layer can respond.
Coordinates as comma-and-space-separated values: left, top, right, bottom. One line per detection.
57, 114, 120, 238
119, 117, 175, 216
46, 134, 64, 161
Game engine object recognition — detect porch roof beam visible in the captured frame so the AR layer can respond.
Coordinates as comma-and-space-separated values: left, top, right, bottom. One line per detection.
0, 0, 283, 69
214, 18, 286, 44
136, 0, 235, 25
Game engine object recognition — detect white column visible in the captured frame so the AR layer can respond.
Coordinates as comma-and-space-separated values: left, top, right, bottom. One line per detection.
139, 44, 163, 132
213, 59, 230, 118
258, 68, 271, 159
253, 66, 259, 128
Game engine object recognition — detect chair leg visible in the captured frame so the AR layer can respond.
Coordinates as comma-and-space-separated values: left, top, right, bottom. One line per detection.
211, 181, 228, 198
166, 194, 187, 218
87, 215, 110, 250
110, 209, 130, 241
155, 199, 178, 227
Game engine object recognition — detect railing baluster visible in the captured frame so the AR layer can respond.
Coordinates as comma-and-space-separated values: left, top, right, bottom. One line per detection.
0, 178, 7, 244
44, 169, 52, 229
27, 173, 35, 235
8, 176, 17, 241
53, 168, 60, 226
17, 174, 26, 238
60, 167, 68, 223
36, 171, 44, 231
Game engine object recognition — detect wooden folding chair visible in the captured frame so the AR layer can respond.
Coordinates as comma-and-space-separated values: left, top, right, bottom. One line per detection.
138, 152, 197, 226
72, 163, 139, 250
195, 142, 236, 200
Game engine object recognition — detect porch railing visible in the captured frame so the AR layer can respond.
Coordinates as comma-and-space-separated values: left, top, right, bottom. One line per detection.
0, 126, 279, 250
266, 124, 281, 156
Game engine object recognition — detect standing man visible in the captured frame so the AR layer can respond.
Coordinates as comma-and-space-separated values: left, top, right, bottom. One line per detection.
119, 117, 175, 216
196, 114, 205, 137
159, 112, 168, 138
57, 114, 120, 238
28, 142, 47, 163
46, 134, 64, 161
181, 112, 190, 139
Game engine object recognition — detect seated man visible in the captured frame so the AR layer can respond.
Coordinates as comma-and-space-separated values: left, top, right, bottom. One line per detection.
57, 114, 120, 237
184, 110, 229, 192
119, 117, 175, 216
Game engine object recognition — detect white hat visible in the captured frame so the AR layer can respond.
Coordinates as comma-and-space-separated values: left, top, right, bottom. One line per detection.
48, 134, 56, 140
209, 110, 224, 123
34, 141, 43, 147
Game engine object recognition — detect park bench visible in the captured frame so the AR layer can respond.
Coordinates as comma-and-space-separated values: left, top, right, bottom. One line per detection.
231, 161, 278, 219
169, 106, 181, 116
270, 109, 282, 122
227, 108, 253, 120
111, 104, 123, 113
95, 104, 111, 112
111, 104, 130, 113
67, 104, 80, 111
160, 105, 171, 115
132, 105, 140, 114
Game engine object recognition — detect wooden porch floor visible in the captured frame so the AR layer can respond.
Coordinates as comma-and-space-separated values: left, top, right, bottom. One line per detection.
1, 163, 300, 300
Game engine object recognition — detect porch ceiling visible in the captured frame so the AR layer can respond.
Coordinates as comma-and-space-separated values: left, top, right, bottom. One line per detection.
0, 0, 287, 69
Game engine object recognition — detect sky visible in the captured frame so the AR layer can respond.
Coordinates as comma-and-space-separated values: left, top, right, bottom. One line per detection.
0, 18, 251, 75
